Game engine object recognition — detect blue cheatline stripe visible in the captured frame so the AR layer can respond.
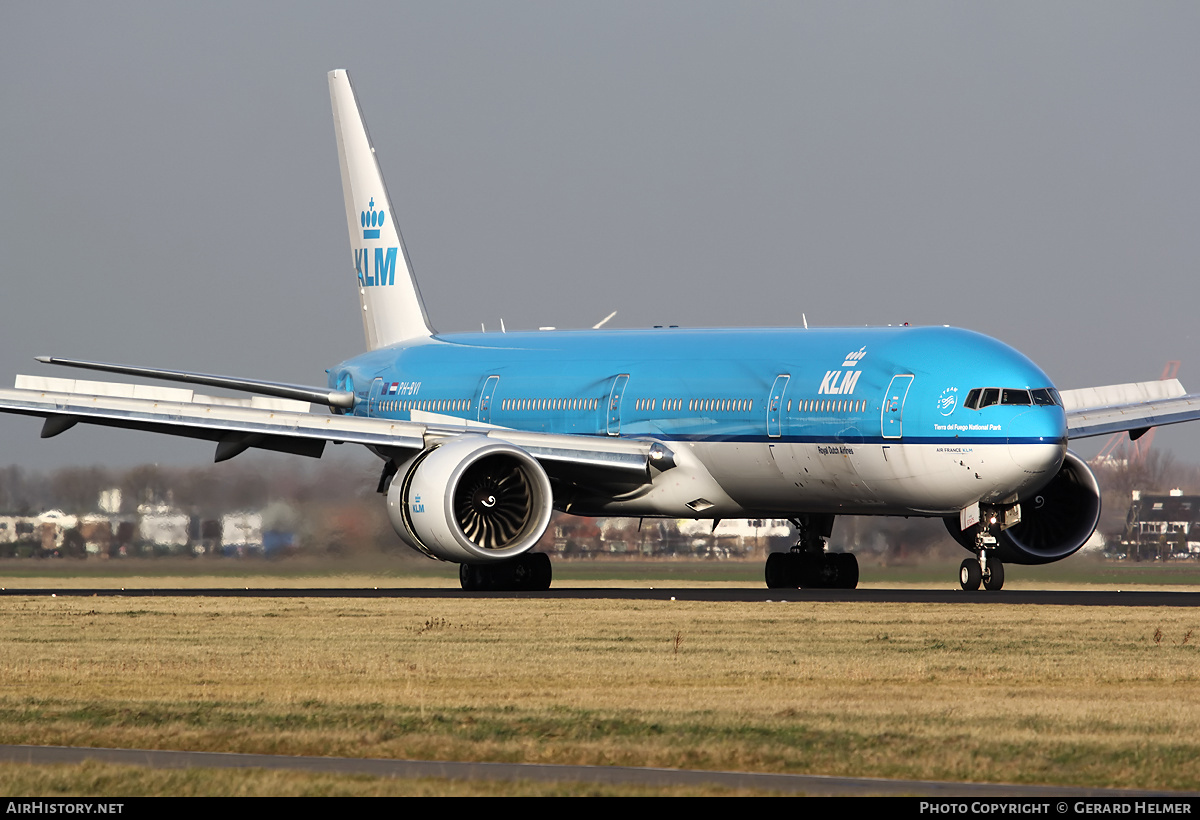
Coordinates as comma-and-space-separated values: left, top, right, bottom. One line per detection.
361, 412, 1060, 448
363, 229, 380, 239
639, 434, 1059, 446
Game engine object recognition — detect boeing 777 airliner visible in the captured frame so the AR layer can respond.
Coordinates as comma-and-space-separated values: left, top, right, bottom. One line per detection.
3, 71, 1199, 591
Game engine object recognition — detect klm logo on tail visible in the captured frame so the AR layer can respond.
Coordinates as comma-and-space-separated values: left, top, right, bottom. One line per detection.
355, 247, 397, 286
355, 196, 397, 286
361, 197, 385, 239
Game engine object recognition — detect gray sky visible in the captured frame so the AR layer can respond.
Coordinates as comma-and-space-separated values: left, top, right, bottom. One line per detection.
3, 1, 1199, 469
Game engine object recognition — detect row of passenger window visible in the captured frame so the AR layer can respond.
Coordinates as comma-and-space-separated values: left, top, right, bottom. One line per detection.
688, 399, 753, 412
790, 399, 867, 414
501, 398, 601, 411
382, 396, 869, 416
636, 398, 868, 414
380, 399, 472, 412
963, 387, 1062, 410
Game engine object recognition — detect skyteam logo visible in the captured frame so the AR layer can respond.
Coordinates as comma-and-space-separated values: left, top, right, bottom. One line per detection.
355, 195, 398, 287
938, 386, 958, 416
361, 197, 386, 239
819, 346, 867, 395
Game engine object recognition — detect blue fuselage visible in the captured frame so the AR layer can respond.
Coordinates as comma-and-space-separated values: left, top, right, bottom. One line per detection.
329, 325, 1068, 518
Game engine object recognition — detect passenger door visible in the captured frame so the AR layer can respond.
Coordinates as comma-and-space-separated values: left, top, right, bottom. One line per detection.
881, 374, 914, 439
477, 375, 500, 423
767, 374, 790, 438
606, 374, 630, 436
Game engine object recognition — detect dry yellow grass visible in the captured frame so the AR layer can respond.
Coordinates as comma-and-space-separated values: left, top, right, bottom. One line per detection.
0, 761, 762, 797
0, 594, 1196, 792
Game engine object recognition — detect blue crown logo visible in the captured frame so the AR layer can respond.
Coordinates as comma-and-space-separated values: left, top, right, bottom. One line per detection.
360, 197, 385, 239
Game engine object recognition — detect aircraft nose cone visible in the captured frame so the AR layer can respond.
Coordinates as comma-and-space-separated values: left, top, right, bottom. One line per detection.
1008, 408, 1067, 478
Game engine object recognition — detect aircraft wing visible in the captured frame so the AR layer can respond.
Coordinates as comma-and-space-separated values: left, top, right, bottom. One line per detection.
0, 373, 660, 480
1062, 378, 1200, 440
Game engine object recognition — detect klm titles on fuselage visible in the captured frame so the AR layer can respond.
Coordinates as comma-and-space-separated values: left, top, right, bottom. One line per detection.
818, 369, 863, 395
818, 346, 867, 395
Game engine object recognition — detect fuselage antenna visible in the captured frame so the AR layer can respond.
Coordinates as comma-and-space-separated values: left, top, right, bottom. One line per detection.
593, 310, 618, 329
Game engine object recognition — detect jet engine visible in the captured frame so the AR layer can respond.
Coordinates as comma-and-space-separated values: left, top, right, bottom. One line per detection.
945, 450, 1102, 565
386, 435, 554, 563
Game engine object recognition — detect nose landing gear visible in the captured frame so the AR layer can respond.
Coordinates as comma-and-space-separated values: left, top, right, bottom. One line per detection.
959, 553, 1004, 591
959, 509, 1006, 591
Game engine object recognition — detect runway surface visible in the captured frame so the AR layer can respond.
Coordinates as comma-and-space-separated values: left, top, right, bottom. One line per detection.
0, 587, 1197, 605
0, 744, 1194, 797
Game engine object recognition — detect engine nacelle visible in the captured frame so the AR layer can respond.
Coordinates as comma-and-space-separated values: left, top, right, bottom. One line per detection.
945, 450, 1102, 565
386, 435, 554, 563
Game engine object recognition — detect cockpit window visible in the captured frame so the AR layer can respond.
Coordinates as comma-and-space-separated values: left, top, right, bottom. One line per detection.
1030, 388, 1062, 407
965, 386, 1061, 410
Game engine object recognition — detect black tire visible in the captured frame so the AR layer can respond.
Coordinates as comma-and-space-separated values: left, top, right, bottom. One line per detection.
983, 558, 1005, 591
765, 552, 794, 589
959, 558, 982, 591
462, 554, 551, 592
525, 552, 553, 590
834, 552, 859, 589
460, 563, 488, 591
797, 553, 823, 588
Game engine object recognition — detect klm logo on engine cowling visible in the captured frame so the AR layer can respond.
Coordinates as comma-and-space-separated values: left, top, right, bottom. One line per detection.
818, 346, 866, 395
355, 197, 397, 286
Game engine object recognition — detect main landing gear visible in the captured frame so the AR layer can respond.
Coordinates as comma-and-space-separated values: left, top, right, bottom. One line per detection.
459, 552, 552, 591
765, 515, 859, 590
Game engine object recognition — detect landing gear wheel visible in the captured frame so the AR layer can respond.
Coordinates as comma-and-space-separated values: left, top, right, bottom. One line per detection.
983, 558, 1005, 591
459, 553, 553, 591
765, 552, 859, 589
765, 552, 794, 589
460, 562, 491, 592
959, 558, 982, 591
522, 552, 553, 591
832, 552, 859, 589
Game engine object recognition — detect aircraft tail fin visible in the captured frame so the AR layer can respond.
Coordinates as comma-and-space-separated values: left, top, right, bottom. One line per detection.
329, 69, 434, 349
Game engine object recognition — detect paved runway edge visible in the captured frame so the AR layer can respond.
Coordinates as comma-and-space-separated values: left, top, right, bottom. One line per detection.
0, 588, 1197, 606
0, 744, 1194, 797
